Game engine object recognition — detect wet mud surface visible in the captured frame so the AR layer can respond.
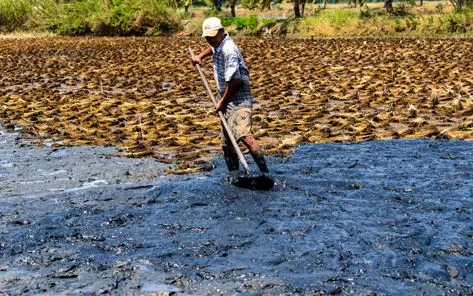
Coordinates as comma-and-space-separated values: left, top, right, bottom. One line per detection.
1, 128, 473, 295
0, 128, 168, 198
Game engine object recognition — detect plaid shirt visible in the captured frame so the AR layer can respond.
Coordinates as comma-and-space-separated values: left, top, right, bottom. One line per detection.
212, 35, 252, 117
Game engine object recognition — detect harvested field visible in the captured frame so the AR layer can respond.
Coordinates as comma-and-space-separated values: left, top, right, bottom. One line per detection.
1, 37, 473, 172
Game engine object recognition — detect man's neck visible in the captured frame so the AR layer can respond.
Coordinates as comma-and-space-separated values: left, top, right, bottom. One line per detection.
214, 33, 227, 49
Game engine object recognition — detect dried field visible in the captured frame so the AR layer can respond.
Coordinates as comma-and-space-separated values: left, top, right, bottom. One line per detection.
1, 37, 473, 172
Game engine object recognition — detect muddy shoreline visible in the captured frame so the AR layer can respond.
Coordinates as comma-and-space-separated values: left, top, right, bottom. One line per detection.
1, 127, 473, 295
0, 127, 169, 199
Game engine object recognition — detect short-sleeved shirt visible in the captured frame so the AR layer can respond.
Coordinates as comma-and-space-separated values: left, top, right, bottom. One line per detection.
212, 34, 252, 118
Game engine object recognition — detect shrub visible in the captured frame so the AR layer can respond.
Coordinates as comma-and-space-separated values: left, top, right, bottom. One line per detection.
319, 9, 358, 26
442, 9, 473, 32
435, 2, 446, 14
359, 6, 374, 19
405, 14, 418, 30
450, 0, 473, 11
222, 14, 259, 30
52, 0, 97, 35
0, 0, 32, 32
50, 0, 180, 36
394, 18, 406, 32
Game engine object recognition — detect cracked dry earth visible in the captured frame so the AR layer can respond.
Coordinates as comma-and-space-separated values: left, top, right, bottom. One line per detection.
1, 123, 473, 295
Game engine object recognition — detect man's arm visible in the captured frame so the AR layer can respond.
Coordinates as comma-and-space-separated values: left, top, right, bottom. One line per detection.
215, 78, 242, 113
192, 46, 213, 64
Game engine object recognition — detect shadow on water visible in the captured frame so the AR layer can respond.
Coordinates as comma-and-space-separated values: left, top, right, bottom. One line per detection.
1, 139, 473, 295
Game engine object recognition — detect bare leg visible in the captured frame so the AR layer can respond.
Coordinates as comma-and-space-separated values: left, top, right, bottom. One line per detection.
240, 135, 269, 173
222, 144, 239, 172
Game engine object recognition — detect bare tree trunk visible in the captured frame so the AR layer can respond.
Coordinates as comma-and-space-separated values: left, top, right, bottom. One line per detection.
419, 0, 423, 6
294, 0, 301, 17
384, 0, 393, 12
261, 0, 271, 10
301, 0, 306, 16
323, 0, 327, 9
231, 5, 236, 16
212, 0, 222, 11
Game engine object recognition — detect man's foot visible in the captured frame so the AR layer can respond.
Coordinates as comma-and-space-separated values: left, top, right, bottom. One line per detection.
230, 173, 275, 190
226, 170, 241, 184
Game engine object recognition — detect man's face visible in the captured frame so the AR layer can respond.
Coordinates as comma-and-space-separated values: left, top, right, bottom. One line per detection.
205, 31, 223, 48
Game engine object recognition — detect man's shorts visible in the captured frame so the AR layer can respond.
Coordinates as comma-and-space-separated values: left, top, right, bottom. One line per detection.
221, 107, 252, 147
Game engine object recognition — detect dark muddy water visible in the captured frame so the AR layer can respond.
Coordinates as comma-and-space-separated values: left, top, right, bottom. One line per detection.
1, 131, 473, 295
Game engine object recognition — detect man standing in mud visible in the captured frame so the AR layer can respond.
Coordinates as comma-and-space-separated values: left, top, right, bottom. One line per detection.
191, 17, 269, 174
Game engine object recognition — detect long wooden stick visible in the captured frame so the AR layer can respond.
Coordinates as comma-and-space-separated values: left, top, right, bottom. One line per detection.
189, 47, 250, 174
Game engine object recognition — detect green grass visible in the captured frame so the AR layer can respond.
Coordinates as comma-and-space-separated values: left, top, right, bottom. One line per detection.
0, 0, 472, 37
296, 4, 473, 37
0, 0, 32, 32
441, 9, 473, 32
317, 9, 359, 25
220, 14, 278, 35
51, 0, 181, 36
0, 0, 180, 35
222, 14, 259, 30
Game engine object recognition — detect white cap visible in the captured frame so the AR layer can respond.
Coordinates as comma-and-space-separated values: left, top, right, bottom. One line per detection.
202, 17, 223, 38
